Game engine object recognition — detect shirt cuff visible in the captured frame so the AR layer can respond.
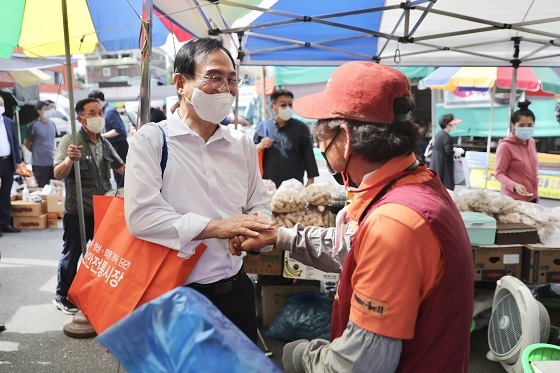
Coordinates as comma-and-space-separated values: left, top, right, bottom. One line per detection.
173, 212, 211, 259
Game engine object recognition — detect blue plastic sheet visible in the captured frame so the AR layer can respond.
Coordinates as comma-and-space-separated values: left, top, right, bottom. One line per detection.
266, 292, 332, 342
98, 287, 281, 373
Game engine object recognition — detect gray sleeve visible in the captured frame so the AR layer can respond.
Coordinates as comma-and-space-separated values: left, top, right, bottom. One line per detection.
53, 135, 72, 166
297, 322, 402, 373
276, 223, 347, 273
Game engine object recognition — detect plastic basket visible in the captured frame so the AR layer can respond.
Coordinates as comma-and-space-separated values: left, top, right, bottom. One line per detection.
522, 343, 560, 372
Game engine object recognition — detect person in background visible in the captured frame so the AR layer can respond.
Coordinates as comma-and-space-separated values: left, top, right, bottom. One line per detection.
495, 101, 538, 202
220, 112, 251, 127
253, 89, 319, 188
52, 98, 125, 314
24, 101, 58, 188
149, 106, 167, 123
124, 37, 273, 344
232, 62, 473, 373
88, 90, 129, 186
0, 96, 22, 235
45, 99, 68, 120
430, 113, 462, 190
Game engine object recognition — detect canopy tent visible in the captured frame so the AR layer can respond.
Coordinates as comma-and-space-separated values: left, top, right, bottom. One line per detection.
155, 0, 560, 67
0, 69, 50, 88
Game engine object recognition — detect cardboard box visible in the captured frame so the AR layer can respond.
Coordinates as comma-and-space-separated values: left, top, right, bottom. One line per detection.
283, 251, 340, 282
495, 223, 539, 245
261, 284, 321, 327
11, 200, 47, 217
47, 212, 64, 229
46, 193, 65, 213
243, 247, 283, 276
522, 245, 560, 283
472, 245, 523, 281
13, 214, 47, 230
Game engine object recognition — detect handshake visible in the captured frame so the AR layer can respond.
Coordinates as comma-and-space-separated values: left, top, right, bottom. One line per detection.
208, 212, 277, 256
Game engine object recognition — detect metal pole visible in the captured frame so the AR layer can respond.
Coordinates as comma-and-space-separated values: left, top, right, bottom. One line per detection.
484, 85, 496, 190
261, 66, 267, 121
138, 0, 153, 128
509, 67, 519, 118
61, 0, 87, 254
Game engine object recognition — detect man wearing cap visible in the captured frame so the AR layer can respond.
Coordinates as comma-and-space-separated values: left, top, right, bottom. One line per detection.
430, 113, 462, 190
231, 62, 473, 372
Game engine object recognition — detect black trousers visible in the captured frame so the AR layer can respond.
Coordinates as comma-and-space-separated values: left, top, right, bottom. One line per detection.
32, 165, 54, 188
110, 140, 128, 187
56, 213, 95, 301
187, 271, 258, 344
0, 157, 15, 227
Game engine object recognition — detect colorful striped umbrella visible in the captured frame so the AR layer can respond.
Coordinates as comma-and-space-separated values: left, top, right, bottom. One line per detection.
0, 0, 193, 59
0, 69, 50, 88
420, 66, 560, 95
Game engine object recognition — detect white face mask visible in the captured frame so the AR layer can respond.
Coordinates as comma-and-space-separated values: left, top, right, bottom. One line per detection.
43, 109, 55, 119
183, 77, 235, 124
0, 106, 4, 116
85, 116, 105, 134
515, 126, 534, 141
277, 107, 293, 121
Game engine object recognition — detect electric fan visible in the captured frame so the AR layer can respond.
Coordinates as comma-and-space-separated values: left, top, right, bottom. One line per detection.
486, 276, 550, 372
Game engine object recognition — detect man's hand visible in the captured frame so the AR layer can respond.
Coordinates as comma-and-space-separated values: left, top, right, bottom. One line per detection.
257, 137, 273, 150
200, 214, 274, 241
513, 183, 534, 197
67, 144, 83, 161
305, 178, 314, 187
239, 229, 278, 251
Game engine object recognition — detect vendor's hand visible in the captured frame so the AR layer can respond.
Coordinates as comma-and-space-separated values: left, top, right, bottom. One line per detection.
240, 228, 278, 251
305, 178, 314, 187
67, 144, 83, 161
513, 183, 534, 197
229, 235, 246, 256
258, 137, 273, 150
282, 339, 309, 373
210, 214, 274, 240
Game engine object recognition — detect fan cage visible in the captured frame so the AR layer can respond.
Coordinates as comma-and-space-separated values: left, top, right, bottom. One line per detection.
488, 292, 522, 357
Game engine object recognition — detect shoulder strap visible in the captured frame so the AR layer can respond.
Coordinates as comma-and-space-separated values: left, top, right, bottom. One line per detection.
158, 125, 167, 177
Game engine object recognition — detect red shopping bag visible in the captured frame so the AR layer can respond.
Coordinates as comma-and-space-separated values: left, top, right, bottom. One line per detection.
68, 195, 206, 334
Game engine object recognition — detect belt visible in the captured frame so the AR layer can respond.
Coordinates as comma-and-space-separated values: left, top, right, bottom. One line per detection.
187, 268, 243, 296
0, 155, 12, 160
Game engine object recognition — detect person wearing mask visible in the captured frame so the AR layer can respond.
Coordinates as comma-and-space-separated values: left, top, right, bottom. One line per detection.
253, 90, 319, 188
87, 90, 129, 186
231, 62, 473, 373
495, 101, 538, 202
24, 101, 58, 188
0, 96, 23, 235
430, 113, 462, 190
124, 37, 273, 344
52, 98, 125, 314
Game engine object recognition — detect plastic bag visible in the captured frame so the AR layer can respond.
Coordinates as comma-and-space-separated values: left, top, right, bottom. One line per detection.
262, 179, 277, 202
97, 287, 281, 373
271, 178, 307, 213
265, 292, 332, 342
305, 182, 334, 206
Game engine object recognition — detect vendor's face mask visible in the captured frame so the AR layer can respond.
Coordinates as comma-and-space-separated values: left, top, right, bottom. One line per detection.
515, 126, 534, 141
320, 128, 357, 188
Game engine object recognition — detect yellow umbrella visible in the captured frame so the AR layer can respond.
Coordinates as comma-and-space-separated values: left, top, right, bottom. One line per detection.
9, 69, 50, 86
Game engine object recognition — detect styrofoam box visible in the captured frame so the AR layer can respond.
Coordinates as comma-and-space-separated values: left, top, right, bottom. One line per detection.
460, 211, 497, 246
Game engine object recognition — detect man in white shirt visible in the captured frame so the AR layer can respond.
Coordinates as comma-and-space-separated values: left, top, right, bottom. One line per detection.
124, 37, 273, 344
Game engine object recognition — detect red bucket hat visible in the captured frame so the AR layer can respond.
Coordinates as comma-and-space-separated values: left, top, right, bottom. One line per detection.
293, 61, 412, 124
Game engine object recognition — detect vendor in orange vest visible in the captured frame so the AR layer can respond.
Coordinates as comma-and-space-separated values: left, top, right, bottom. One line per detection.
231, 62, 474, 373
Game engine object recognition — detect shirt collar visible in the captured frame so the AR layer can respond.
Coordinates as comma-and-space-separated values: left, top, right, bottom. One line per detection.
346, 153, 419, 223
168, 110, 234, 143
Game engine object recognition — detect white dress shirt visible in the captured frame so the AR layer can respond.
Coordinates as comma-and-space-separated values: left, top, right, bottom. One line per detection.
125, 111, 271, 284
0, 116, 12, 157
